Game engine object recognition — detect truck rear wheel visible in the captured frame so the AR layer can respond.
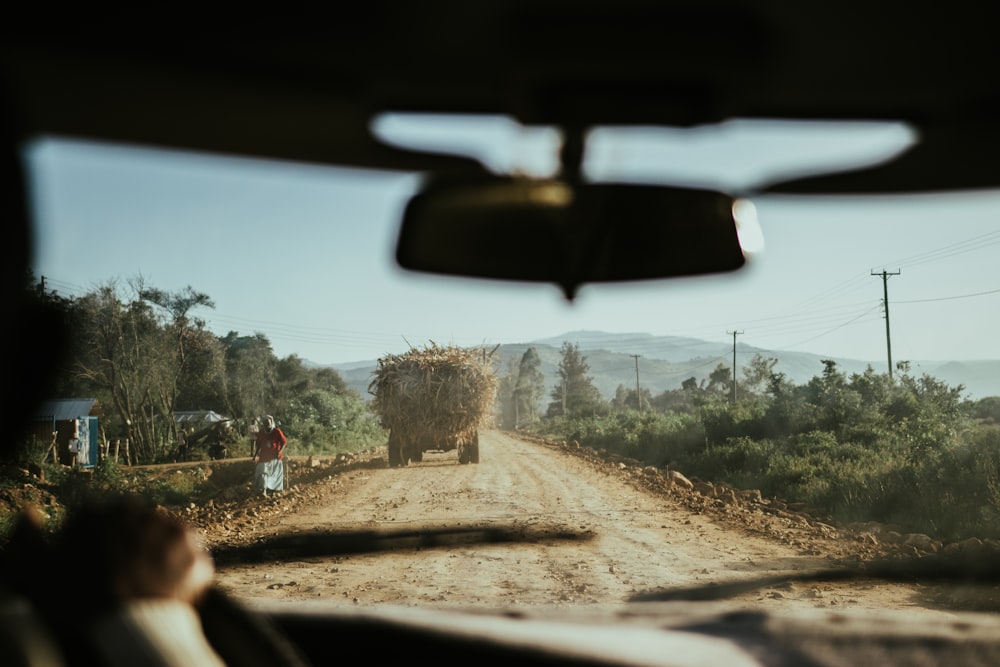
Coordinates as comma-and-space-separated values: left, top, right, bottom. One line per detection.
388, 432, 403, 467
469, 431, 480, 463
458, 444, 470, 464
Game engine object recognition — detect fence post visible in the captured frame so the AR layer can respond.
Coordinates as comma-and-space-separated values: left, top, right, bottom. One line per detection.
47, 432, 59, 465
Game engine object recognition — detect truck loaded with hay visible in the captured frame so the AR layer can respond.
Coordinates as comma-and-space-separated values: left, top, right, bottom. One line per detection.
369, 343, 499, 466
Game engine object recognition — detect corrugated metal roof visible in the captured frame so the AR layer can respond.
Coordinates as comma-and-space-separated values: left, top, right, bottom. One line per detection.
174, 410, 229, 423
34, 398, 99, 421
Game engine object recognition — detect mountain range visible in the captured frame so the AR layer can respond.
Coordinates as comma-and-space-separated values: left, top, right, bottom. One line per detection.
323, 331, 1000, 402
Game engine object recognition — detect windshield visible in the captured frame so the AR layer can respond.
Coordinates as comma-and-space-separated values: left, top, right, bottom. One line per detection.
13, 122, 1000, 620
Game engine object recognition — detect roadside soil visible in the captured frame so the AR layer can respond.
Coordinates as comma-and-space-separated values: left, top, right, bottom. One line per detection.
177, 430, 991, 618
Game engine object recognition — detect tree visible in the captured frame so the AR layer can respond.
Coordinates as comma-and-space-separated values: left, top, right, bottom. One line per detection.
762, 371, 814, 436
314, 367, 348, 394
741, 354, 778, 397
650, 388, 697, 414
705, 363, 731, 395
141, 283, 219, 451
611, 384, 630, 411
514, 347, 545, 426
26, 276, 386, 461
69, 279, 224, 462
73, 280, 163, 461
612, 384, 652, 412
546, 342, 603, 418
139, 284, 214, 322
972, 396, 1000, 424
495, 357, 520, 429
220, 332, 276, 423
172, 326, 227, 412
273, 355, 314, 418
804, 359, 862, 434
628, 387, 653, 412
893, 370, 970, 456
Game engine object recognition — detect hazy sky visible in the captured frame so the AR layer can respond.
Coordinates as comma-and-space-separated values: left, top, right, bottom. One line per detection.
24, 117, 1000, 369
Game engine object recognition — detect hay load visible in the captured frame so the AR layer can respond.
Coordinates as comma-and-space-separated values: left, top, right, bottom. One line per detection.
369, 343, 498, 466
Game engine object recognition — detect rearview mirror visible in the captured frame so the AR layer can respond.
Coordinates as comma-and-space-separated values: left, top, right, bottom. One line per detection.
396, 177, 749, 299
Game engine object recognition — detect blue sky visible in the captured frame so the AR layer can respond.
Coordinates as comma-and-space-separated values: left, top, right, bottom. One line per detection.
23, 117, 1000, 368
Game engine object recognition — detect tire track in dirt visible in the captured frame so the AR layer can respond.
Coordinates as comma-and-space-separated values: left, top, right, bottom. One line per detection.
209, 431, 953, 620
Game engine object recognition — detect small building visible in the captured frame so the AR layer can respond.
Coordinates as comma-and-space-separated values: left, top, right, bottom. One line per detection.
32, 398, 103, 468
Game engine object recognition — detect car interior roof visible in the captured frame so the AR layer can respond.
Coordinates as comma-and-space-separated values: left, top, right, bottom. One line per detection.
2, 2, 999, 192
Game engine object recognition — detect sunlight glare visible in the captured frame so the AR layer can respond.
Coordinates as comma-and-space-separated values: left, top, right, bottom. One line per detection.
732, 198, 764, 255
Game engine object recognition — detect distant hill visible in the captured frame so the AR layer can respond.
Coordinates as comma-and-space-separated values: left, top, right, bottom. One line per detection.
324, 331, 1000, 402
918, 360, 1000, 401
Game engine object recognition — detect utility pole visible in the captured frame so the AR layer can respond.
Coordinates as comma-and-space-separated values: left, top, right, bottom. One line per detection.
872, 269, 900, 380
630, 354, 642, 411
513, 388, 519, 430
727, 330, 743, 403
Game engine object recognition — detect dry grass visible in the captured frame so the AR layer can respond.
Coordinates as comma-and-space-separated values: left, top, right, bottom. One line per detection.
368, 343, 498, 438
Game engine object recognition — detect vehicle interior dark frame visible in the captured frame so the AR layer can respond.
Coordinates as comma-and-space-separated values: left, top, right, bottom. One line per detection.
4, 3, 1000, 666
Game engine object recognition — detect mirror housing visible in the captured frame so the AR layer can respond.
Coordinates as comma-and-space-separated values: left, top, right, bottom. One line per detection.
396, 177, 748, 299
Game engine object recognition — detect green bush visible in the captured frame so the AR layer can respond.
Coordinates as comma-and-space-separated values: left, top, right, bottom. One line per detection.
283, 390, 387, 455
524, 365, 1000, 540
531, 410, 705, 467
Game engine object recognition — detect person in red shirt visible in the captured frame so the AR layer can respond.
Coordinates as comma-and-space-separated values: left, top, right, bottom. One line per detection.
252, 415, 287, 496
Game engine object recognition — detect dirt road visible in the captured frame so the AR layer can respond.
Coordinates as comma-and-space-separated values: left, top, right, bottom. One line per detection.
206, 430, 959, 618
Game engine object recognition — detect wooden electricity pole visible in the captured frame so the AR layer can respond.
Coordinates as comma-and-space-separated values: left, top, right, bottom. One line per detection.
872, 269, 900, 379
630, 354, 642, 411
727, 330, 743, 403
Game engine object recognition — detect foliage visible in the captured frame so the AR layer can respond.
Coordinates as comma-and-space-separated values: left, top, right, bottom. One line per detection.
531, 409, 705, 468
220, 332, 277, 423
495, 357, 521, 430
0, 460, 272, 546
740, 354, 779, 396
972, 396, 1000, 424
13, 434, 53, 469
497, 348, 549, 429
514, 347, 546, 426
546, 342, 605, 418
15, 276, 376, 467
611, 385, 653, 412
18, 276, 1000, 542
284, 388, 385, 454
55, 459, 134, 509
532, 354, 999, 541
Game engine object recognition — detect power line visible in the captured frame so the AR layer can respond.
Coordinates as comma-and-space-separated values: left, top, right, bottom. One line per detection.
763, 305, 882, 351
668, 226, 1000, 351
886, 229, 1000, 269
776, 272, 872, 315
897, 287, 1000, 304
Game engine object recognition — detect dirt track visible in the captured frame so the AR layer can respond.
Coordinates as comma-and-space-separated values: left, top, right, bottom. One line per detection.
204, 430, 960, 618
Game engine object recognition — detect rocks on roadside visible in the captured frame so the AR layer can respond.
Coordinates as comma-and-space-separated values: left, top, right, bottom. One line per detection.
535, 433, 1000, 563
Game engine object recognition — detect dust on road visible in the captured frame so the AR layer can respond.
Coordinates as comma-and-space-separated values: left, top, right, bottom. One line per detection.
203, 430, 960, 619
